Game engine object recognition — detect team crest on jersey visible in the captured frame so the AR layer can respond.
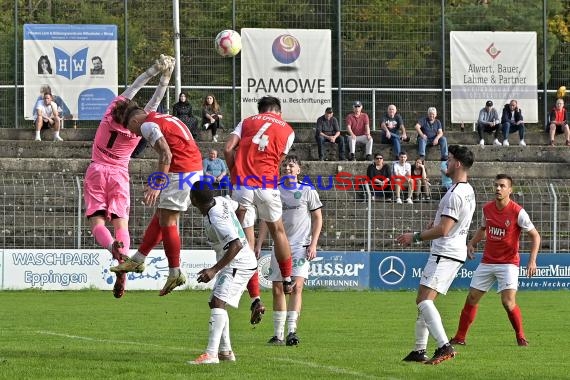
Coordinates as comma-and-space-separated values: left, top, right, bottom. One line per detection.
294, 191, 301, 199
505, 219, 511, 227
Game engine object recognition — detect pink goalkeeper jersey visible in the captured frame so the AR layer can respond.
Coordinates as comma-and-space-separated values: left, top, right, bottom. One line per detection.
91, 96, 141, 169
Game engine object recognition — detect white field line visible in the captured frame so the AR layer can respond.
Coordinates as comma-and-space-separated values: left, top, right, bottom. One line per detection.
36, 330, 191, 351
276, 357, 390, 380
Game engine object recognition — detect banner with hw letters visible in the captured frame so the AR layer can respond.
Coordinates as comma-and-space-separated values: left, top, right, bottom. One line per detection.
241, 28, 332, 122
23, 24, 118, 121
450, 31, 537, 123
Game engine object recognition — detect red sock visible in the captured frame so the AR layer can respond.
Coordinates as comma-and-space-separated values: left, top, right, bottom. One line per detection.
92, 224, 114, 252
139, 215, 162, 255
454, 302, 478, 341
277, 256, 292, 278
507, 304, 525, 339
115, 228, 130, 255
247, 271, 260, 298
161, 225, 181, 268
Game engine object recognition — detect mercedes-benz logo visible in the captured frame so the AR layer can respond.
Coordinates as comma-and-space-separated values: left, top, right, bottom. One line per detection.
378, 256, 406, 285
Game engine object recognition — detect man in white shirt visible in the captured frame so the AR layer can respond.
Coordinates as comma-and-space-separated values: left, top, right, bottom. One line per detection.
34, 93, 62, 141
397, 145, 476, 365
392, 151, 413, 204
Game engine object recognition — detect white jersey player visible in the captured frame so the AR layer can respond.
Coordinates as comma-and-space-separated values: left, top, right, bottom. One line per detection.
188, 181, 257, 365
255, 155, 323, 347
397, 145, 476, 365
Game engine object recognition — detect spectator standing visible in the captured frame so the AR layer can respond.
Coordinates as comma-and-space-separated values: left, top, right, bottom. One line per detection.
411, 157, 431, 201
415, 107, 448, 160
392, 151, 414, 204
500, 100, 526, 147
450, 174, 540, 347
346, 100, 373, 161
202, 94, 223, 142
173, 92, 198, 138
547, 98, 570, 146
366, 153, 392, 201
315, 107, 346, 161
477, 100, 501, 147
381, 104, 408, 159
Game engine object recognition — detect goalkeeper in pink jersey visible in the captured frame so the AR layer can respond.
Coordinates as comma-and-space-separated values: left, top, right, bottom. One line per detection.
84, 54, 175, 299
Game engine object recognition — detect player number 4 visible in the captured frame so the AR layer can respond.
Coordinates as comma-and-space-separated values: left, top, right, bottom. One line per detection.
252, 122, 271, 151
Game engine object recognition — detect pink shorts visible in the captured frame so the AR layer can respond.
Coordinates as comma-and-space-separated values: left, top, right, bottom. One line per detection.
84, 162, 130, 220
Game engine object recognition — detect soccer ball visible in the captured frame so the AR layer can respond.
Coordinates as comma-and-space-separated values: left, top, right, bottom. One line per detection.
215, 30, 242, 57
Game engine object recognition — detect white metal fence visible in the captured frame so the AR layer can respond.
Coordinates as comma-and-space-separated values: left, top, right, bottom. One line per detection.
1, 173, 568, 253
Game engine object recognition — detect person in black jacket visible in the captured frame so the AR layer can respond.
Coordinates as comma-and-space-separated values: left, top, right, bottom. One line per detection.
173, 92, 198, 138
500, 100, 526, 147
365, 153, 392, 201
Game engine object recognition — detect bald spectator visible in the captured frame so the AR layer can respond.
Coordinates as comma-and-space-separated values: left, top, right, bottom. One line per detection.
414, 107, 447, 161
381, 104, 408, 159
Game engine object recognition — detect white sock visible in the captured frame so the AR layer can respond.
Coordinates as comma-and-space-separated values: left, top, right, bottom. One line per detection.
286, 311, 299, 334
414, 313, 429, 351
132, 251, 146, 263
35, 130, 41, 139
418, 300, 448, 348
219, 317, 231, 352
206, 308, 227, 356
54, 131, 60, 138
273, 311, 286, 340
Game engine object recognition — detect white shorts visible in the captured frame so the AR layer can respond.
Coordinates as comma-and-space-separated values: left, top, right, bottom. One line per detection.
268, 245, 310, 281
210, 266, 256, 308
419, 255, 463, 295
470, 263, 519, 292
232, 188, 282, 227
158, 171, 202, 211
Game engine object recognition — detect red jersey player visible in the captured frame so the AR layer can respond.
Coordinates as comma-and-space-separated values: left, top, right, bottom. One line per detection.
450, 174, 540, 347
111, 107, 203, 296
224, 96, 296, 322
84, 54, 174, 298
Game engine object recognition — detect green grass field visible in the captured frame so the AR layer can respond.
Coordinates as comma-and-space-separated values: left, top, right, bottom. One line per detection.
0, 289, 568, 380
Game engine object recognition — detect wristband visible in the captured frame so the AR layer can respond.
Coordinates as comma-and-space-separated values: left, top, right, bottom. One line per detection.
413, 232, 422, 243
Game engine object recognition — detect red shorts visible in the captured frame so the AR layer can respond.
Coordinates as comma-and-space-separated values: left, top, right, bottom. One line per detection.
84, 162, 130, 220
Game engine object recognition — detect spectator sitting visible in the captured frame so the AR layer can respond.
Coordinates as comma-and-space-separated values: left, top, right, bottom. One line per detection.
477, 100, 501, 147
34, 93, 62, 141
366, 153, 392, 201
173, 92, 198, 138
201, 94, 223, 142
380, 104, 408, 159
392, 151, 414, 204
315, 107, 346, 161
411, 157, 431, 202
440, 159, 452, 194
202, 149, 229, 193
547, 98, 570, 146
414, 107, 448, 161
501, 100, 526, 147
346, 100, 373, 161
